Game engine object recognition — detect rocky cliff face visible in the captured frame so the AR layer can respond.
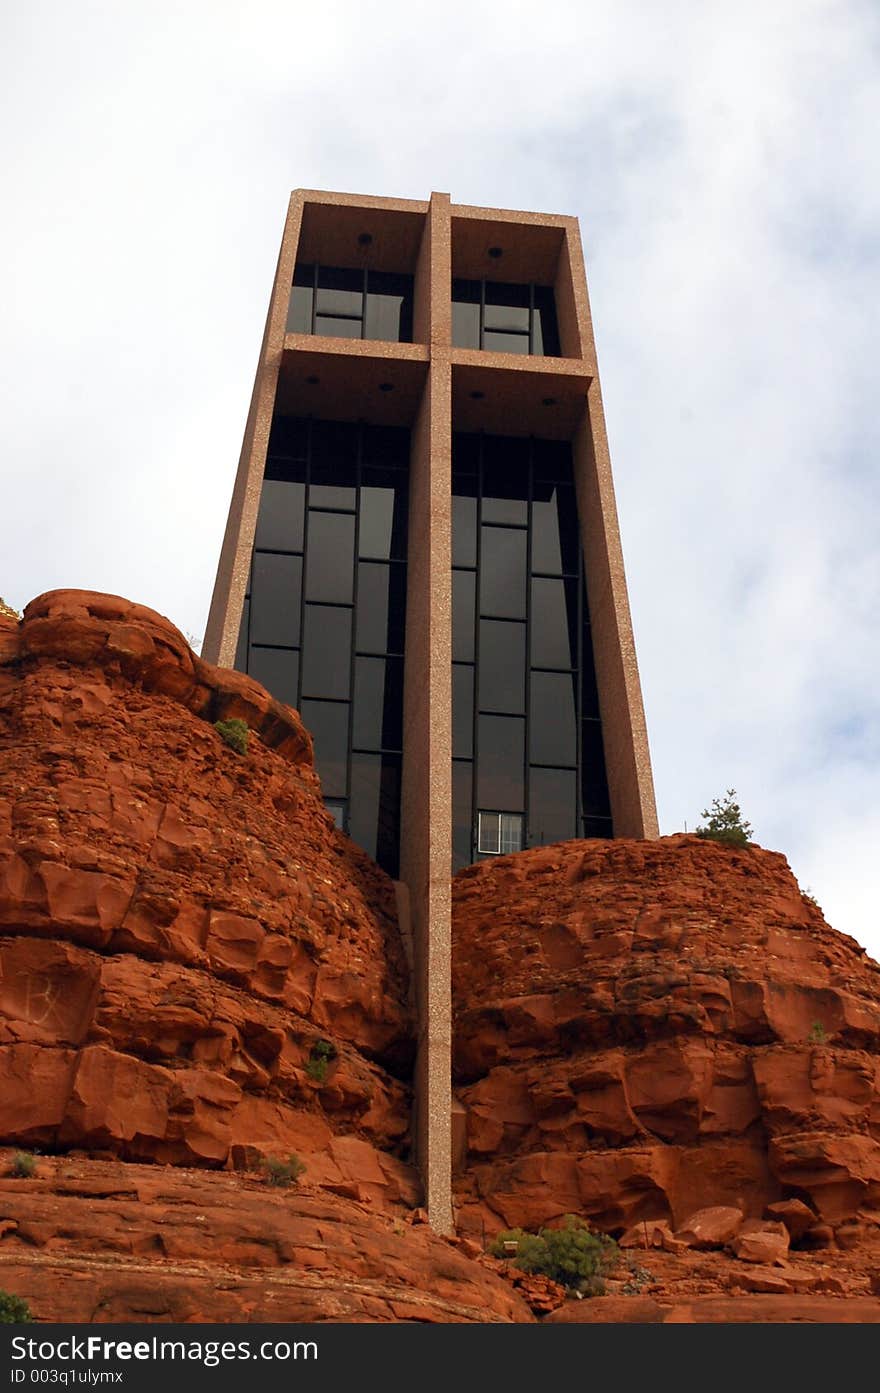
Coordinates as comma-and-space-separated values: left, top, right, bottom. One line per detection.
3, 590, 880, 1322
0, 591, 415, 1208
453, 837, 880, 1242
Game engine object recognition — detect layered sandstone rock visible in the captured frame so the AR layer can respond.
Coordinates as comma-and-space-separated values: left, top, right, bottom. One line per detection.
0, 591, 415, 1205
0, 1155, 529, 1323
452, 837, 880, 1240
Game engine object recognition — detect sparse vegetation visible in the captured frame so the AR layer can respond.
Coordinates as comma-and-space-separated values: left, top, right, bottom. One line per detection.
802, 887, 822, 913
695, 789, 753, 848
305, 1039, 337, 1084
264, 1154, 306, 1188
490, 1215, 619, 1292
808, 1021, 827, 1044
0, 1290, 31, 1323
214, 718, 249, 755
9, 1151, 36, 1179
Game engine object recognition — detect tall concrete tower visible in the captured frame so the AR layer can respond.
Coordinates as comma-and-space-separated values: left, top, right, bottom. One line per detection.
204, 189, 658, 1229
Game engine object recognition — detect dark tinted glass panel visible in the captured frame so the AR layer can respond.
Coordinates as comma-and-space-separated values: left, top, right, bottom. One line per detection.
349, 752, 401, 875
451, 279, 481, 348
315, 266, 363, 317
531, 484, 578, 574
583, 815, 613, 839
477, 716, 524, 809
315, 315, 362, 338
359, 474, 407, 560
529, 767, 577, 845
301, 605, 352, 699
483, 281, 530, 332
530, 671, 577, 765
453, 664, 474, 757
300, 699, 349, 797
309, 421, 358, 506
250, 552, 302, 646
452, 433, 480, 476
482, 437, 529, 525
452, 569, 475, 661
485, 329, 529, 354
254, 479, 305, 552
235, 597, 249, 671
479, 620, 525, 714
452, 760, 473, 871
353, 656, 403, 750
267, 416, 308, 459
480, 527, 527, 618
532, 286, 561, 356
288, 267, 313, 333
363, 424, 409, 469
248, 646, 299, 708
356, 562, 406, 654
534, 440, 573, 483
305, 513, 355, 602
581, 720, 611, 817
580, 628, 600, 719
531, 577, 578, 669
483, 330, 530, 354
365, 272, 413, 343
452, 491, 477, 567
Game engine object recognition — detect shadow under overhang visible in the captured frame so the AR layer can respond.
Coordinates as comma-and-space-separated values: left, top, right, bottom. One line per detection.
279, 338, 429, 427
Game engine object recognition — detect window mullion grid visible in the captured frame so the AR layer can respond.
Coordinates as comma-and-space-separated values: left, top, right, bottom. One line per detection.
528, 282, 535, 355
479, 279, 486, 351
296, 420, 313, 710
310, 264, 318, 335
344, 425, 364, 820
524, 435, 534, 847
470, 435, 484, 859
361, 268, 368, 340
577, 543, 585, 837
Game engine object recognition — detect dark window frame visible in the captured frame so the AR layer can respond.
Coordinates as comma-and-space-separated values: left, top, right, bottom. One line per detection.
237, 418, 410, 873
451, 278, 561, 356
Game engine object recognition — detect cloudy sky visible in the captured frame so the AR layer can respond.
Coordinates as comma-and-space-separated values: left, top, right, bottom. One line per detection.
3, 1, 878, 955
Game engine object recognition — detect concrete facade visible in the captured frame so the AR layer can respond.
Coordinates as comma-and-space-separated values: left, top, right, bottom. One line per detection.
203, 189, 659, 1230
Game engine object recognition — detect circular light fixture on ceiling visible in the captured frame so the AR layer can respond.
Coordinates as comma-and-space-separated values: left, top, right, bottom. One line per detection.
487, 246, 503, 259
470, 390, 486, 400
305, 375, 320, 385
378, 382, 394, 393
542, 397, 557, 407
358, 232, 373, 246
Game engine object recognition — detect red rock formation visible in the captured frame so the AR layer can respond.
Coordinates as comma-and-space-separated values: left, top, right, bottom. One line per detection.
0, 592, 415, 1205
452, 837, 880, 1240
5, 589, 880, 1323
0, 1155, 529, 1323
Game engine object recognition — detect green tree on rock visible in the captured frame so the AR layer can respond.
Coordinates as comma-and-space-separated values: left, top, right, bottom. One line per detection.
696, 789, 753, 847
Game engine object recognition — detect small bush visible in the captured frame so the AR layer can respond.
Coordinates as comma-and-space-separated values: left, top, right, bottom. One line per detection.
490, 1215, 618, 1291
305, 1039, 337, 1084
264, 1154, 306, 1188
0, 1290, 31, 1323
214, 718, 249, 755
10, 1151, 36, 1179
695, 789, 753, 847
808, 1020, 827, 1044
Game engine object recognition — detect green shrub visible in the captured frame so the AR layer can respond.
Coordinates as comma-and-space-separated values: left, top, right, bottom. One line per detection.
695, 789, 753, 847
214, 718, 249, 755
490, 1215, 618, 1291
305, 1039, 337, 1084
264, 1154, 306, 1188
0, 1290, 31, 1323
808, 1020, 827, 1044
10, 1151, 36, 1179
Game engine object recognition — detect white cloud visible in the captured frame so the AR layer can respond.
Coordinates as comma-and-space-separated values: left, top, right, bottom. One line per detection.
1, 0, 877, 953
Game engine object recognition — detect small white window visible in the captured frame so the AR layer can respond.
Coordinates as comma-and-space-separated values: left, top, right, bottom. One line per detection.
325, 799, 346, 830
478, 811, 523, 856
